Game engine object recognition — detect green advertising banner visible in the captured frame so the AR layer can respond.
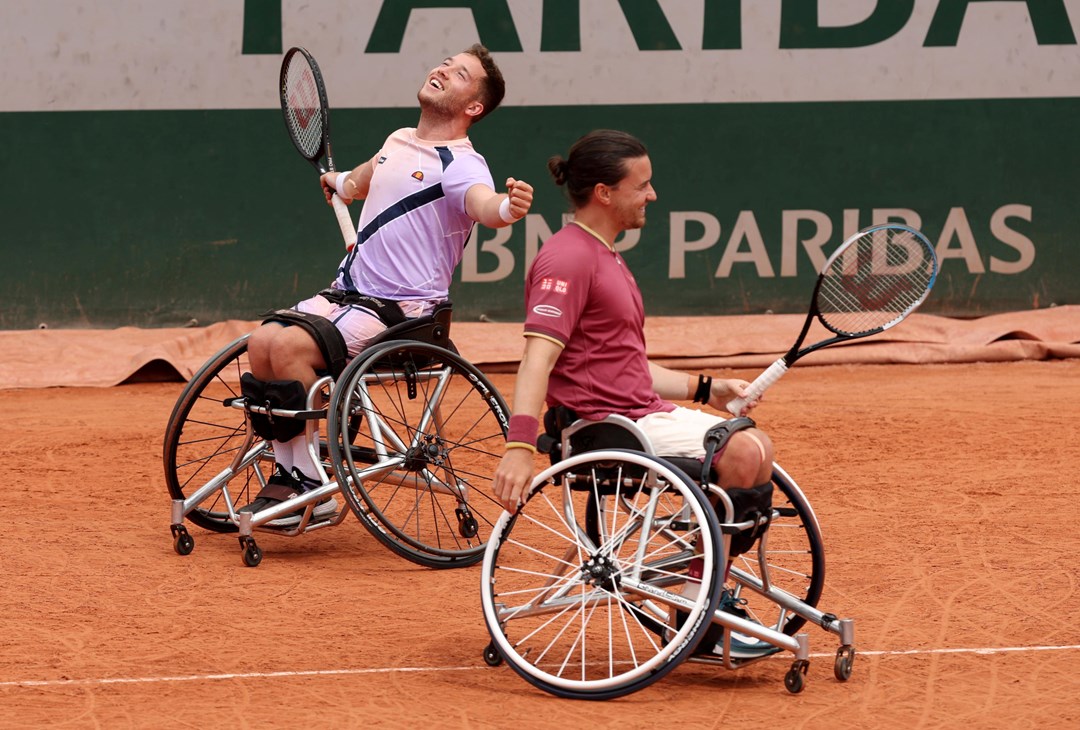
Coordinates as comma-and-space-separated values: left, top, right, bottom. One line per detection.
1, 1, 1077, 328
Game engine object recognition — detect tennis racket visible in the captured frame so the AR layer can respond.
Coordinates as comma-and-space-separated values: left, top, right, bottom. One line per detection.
725, 223, 938, 415
279, 46, 357, 250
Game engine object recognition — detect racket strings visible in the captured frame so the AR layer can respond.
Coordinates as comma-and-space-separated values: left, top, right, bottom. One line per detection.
283, 58, 324, 158
818, 230, 935, 336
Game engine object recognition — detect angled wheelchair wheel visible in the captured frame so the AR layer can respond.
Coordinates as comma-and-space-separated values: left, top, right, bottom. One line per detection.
481, 450, 723, 700
163, 334, 271, 533
327, 340, 509, 569
726, 463, 825, 636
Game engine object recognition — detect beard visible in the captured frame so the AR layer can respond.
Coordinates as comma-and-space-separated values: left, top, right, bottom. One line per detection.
618, 205, 647, 231
418, 84, 467, 120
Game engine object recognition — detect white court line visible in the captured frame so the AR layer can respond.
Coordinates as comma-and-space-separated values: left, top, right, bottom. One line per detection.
0, 666, 479, 688
2, 645, 1078, 689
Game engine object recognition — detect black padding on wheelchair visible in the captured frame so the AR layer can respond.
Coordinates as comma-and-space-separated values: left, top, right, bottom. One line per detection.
359, 302, 458, 365
540, 407, 643, 493
240, 373, 307, 442
262, 308, 349, 379
538, 406, 573, 458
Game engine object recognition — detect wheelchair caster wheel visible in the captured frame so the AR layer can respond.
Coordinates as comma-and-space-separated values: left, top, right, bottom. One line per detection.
458, 514, 479, 539
483, 641, 503, 667
239, 537, 262, 567
785, 660, 809, 694
171, 524, 194, 555
834, 645, 855, 681
174, 532, 194, 556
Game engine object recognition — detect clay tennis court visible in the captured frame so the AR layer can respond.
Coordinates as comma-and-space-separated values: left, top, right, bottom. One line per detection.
1, 309, 1078, 727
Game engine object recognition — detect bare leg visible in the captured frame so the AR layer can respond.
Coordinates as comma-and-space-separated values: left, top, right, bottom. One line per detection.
247, 322, 326, 388
711, 428, 774, 489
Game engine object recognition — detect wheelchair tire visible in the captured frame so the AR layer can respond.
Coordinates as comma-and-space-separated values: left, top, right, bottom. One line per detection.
481, 450, 723, 700
327, 340, 509, 569
163, 335, 266, 534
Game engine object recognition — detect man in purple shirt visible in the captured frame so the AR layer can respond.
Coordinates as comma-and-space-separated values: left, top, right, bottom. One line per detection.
240, 45, 533, 525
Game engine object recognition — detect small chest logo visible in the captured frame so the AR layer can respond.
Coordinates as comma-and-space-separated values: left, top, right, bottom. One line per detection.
412, 171, 424, 181
377, 156, 387, 164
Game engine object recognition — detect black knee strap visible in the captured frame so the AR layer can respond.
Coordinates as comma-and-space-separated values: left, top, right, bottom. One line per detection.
240, 373, 308, 442
700, 416, 756, 484
725, 482, 774, 557
261, 308, 349, 379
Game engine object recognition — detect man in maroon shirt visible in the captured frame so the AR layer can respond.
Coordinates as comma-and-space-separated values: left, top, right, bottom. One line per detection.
493, 129, 775, 516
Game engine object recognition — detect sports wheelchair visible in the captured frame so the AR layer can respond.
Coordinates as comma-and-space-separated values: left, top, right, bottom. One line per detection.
164, 303, 510, 568
479, 412, 855, 699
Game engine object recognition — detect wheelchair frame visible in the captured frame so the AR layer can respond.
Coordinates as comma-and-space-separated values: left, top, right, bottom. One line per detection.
479, 415, 855, 698
164, 309, 510, 568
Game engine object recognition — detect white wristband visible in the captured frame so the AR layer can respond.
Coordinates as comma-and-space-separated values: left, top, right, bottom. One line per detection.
334, 171, 350, 198
499, 196, 520, 224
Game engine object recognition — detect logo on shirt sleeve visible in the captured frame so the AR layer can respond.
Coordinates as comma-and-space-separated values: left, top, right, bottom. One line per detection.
532, 304, 563, 317
540, 278, 570, 294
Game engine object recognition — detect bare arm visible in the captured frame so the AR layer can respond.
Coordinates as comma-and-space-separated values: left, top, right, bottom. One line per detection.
319, 153, 378, 203
648, 361, 696, 402
492, 335, 563, 513
465, 177, 534, 228
648, 361, 761, 416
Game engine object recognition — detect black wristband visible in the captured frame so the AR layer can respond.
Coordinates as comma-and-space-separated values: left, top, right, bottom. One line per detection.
693, 374, 712, 404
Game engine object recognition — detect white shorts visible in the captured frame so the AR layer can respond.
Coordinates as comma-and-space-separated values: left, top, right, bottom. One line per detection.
635, 406, 728, 459
294, 293, 438, 360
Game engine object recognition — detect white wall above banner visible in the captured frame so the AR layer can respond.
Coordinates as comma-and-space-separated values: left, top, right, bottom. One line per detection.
3, 0, 1079, 112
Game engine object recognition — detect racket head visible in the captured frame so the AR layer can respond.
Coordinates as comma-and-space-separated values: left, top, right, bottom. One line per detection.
279, 46, 333, 172
813, 223, 938, 337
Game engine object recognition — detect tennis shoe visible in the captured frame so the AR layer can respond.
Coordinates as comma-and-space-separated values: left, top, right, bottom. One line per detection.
238, 465, 337, 528
692, 590, 780, 661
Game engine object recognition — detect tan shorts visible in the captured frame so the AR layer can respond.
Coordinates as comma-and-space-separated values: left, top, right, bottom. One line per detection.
634, 406, 728, 459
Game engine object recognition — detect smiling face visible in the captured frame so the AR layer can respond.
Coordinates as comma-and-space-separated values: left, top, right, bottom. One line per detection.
417, 52, 486, 121
606, 156, 657, 231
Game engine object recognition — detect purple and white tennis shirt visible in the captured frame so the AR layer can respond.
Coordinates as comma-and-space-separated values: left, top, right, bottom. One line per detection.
333, 127, 494, 301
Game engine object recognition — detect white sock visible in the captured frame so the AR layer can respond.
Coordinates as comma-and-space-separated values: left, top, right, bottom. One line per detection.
271, 439, 294, 472
291, 434, 320, 484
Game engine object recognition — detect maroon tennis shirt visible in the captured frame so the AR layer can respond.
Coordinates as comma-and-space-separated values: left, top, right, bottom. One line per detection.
523, 222, 675, 420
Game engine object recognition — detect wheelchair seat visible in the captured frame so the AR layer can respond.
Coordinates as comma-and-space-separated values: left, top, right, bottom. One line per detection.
361, 301, 456, 355
541, 406, 712, 486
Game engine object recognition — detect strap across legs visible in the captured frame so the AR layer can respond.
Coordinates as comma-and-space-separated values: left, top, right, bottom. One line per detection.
261, 308, 349, 379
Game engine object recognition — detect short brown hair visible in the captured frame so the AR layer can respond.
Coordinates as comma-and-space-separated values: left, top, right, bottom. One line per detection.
464, 44, 505, 124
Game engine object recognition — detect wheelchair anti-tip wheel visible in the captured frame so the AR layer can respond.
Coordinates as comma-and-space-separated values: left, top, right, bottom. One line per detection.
481, 450, 724, 700
327, 340, 509, 569
164, 335, 272, 534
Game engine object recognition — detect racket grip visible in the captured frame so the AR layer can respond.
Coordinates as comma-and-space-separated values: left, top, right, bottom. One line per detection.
331, 194, 357, 250
725, 359, 789, 416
